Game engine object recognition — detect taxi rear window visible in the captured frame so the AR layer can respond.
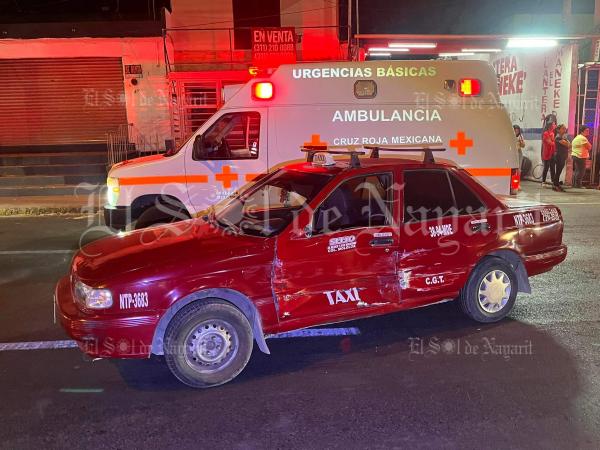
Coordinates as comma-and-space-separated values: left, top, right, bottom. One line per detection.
403, 169, 486, 222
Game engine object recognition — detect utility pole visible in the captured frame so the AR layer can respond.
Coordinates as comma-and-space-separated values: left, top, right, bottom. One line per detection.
347, 0, 352, 60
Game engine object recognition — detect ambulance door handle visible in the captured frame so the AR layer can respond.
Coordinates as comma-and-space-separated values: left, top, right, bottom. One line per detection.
370, 238, 393, 247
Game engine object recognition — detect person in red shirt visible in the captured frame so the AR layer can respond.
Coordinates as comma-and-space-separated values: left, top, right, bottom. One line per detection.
541, 122, 557, 186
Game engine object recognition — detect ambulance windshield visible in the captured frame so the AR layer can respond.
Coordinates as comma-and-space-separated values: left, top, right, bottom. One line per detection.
213, 169, 334, 237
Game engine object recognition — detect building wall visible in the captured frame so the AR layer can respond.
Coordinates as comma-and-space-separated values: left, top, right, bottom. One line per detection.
165, 0, 341, 68
0, 37, 171, 147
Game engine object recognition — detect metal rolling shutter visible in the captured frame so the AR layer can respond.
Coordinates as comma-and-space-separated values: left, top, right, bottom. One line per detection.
0, 57, 127, 146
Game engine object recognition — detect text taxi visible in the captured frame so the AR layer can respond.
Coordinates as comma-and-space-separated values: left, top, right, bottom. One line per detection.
57, 146, 566, 388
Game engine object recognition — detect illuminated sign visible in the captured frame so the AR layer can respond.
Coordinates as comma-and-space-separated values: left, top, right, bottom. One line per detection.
252, 27, 297, 66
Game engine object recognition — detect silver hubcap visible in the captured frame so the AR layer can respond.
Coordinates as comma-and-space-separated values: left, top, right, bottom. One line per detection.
478, 270, 511, 313
185, 319, 238, 373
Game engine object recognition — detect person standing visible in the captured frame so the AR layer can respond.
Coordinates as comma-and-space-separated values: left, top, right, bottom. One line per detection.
552, 124, 570, 192
514, 125, 525, 175
571, 125, 592, 188
541, 122, 556, 187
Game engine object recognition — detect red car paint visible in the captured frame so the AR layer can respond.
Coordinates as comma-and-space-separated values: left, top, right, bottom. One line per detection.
56, 157, 567, 359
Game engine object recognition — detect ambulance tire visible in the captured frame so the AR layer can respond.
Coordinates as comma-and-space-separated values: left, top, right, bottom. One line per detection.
459, 257, 518, 323
164, 299, 254, 388
134, 204, 189, 229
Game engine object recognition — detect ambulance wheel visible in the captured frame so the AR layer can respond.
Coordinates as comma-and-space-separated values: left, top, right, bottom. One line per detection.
164, 299, 253, 388
459, 257, 518, 323
135, 204, 189, 229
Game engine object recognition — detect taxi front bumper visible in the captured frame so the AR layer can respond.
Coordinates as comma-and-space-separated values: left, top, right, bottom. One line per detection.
55, 276, 159, 359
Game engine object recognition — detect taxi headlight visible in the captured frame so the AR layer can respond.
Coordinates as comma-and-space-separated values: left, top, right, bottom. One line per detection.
74, 280, 113, 309
107, 177, 120, 206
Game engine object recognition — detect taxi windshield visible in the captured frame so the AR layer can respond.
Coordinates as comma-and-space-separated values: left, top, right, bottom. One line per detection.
213, 169, 334, 237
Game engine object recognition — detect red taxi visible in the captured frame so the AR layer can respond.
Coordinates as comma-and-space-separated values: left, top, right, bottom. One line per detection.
56, 147, 567, 388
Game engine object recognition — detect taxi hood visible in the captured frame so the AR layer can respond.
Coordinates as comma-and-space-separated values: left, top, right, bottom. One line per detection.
72, 219, 273, 285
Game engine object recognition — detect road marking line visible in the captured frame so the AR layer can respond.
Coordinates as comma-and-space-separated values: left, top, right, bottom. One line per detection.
60, 388, 104, 394
0, 340, 78, 351
269, 327, 361, 339
0, 250, 74, 255
0, 329, 361, 352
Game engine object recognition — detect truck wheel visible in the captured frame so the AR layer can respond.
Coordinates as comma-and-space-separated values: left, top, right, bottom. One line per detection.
459, 257, 518, 323
134, 204, 189, 229
164, 299, 253, 388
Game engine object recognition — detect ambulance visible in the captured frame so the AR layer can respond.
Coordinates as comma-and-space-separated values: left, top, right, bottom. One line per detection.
104, 60, 519, 230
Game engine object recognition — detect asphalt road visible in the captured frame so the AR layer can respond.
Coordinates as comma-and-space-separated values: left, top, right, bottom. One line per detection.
0, 182, 599, 449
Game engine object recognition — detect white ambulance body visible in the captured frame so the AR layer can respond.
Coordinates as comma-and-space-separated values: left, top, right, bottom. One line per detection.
104, 60, 518, 229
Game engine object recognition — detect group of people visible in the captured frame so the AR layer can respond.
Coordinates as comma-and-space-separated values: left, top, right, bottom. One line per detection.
513, 123, 592, 191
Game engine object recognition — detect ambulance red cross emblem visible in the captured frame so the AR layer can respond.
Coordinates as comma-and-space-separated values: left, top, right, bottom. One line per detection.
449, 131, 474, 156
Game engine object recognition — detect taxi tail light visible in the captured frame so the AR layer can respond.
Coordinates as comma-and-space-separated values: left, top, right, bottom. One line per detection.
252, 82, 273, 100
458, 78, 482, 97
510, 168, 521, 195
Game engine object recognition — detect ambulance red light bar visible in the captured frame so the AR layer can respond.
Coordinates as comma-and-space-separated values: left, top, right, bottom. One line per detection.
458, 78, 482, 97
252, 82, 273, 100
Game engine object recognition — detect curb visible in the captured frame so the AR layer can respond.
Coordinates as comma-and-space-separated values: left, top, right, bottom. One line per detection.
0, 206, 100, 217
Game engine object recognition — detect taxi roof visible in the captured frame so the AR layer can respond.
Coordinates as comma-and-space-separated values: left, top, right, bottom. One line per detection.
283, 155, 459, 175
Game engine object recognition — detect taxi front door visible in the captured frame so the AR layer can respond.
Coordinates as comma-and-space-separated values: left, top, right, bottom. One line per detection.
273, 172, 401, 329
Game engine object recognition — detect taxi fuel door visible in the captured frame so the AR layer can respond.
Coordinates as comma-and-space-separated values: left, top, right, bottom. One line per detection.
273, 171, 401, 327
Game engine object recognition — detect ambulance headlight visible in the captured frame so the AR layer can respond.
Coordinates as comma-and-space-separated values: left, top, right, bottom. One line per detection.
74, 280, 113, 309
107, 177, 120, 206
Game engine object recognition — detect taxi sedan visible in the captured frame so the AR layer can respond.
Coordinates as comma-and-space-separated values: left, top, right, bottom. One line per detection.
56, 149, 567, 388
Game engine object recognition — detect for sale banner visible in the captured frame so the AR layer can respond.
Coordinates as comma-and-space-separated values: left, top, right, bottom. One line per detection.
251, 27, 297, 66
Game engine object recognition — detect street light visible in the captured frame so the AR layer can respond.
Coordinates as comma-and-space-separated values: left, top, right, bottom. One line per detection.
506, 38, 558, 48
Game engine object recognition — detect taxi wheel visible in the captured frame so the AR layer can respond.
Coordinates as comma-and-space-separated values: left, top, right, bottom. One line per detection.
164, 299, 253, 388
459, 257, 518, 323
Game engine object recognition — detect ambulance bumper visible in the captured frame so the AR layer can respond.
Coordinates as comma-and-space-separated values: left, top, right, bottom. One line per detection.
103, 205, 131, 231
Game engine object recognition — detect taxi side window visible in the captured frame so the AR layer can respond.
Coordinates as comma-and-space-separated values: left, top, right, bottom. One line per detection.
403, 170, 487, 222
193, 112, 260, 161
403, 170, 455, 222
314, 173, 393, 234
449, 173, 486, 215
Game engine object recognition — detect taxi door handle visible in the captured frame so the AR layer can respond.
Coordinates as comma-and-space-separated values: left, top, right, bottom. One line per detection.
471, 223, 491, 233
370, 237, 393, 247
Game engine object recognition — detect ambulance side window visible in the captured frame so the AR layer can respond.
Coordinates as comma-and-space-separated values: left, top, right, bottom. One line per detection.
193, 112, 260, 161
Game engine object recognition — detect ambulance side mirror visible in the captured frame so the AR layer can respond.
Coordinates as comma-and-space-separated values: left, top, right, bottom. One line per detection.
193, 135, 205, 159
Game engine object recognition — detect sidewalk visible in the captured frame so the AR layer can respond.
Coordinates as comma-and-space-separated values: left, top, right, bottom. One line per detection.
1, 179, 598, 217
519, 180, 600, 205
0, 195, 101, 216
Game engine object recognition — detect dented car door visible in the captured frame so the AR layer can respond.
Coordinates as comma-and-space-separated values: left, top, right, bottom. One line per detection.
273, 172, 401, 329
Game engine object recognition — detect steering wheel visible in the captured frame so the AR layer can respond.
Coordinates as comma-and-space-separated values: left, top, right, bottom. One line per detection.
219, 139, 232, 159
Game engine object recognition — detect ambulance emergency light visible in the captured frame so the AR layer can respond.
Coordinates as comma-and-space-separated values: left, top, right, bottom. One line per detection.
458, 78, 482, 97
252, 82, 273, 100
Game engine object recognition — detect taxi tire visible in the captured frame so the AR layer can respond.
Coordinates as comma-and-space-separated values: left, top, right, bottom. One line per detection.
459, 257, 518, 323
164, 299, 253, 388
